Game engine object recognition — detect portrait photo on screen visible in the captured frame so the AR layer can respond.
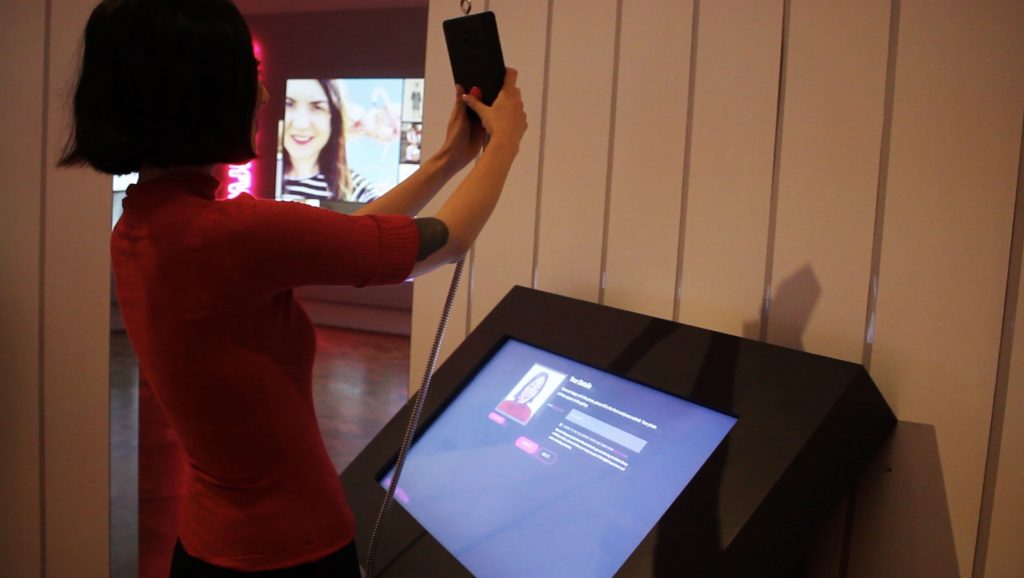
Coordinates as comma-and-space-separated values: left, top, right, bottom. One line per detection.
494, 364, 566, 425
276, 78, 423, 212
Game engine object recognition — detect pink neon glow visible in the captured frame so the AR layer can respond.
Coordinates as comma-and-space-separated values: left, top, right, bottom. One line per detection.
225, 161, 254, 199
222, 40, 264, 200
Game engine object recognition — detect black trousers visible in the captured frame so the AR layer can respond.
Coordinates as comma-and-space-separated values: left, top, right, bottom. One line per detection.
169, 540, 361, 578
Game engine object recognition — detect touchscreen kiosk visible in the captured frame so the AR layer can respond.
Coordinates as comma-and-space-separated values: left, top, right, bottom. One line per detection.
380, 339, 737, 578
342, 286, 896, 577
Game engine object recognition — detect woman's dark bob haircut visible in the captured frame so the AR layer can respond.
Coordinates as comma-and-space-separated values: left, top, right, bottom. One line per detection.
60, 0, 259, 175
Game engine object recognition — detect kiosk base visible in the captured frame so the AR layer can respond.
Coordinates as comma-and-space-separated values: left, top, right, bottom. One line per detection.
342, 286, 896, 577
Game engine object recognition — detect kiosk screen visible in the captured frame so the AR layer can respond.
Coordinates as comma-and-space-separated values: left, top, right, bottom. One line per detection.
381, 339, 736, 578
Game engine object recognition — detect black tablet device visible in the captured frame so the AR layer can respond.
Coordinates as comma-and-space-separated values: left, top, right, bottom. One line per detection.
443, 11, 505, 119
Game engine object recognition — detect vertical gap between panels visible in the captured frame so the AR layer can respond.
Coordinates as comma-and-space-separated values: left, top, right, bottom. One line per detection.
860, 0, 901, 372
673, 0, 701, 323
759, 0, 791, 343
844, 2, 902, 578
971, 114, 1024, 578
464, 0, 492, 332
531, 0, 554, 290
597, 0, 624, 305
39, 1, 53, 576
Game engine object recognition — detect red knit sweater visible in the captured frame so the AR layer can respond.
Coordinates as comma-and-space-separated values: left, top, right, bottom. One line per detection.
111, 172, 418, 570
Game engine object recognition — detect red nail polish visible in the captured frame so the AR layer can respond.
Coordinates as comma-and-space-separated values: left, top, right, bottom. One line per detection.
470, 86, 483, 99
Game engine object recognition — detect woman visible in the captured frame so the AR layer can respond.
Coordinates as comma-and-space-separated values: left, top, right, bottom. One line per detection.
281, 79, 380, 203
497, 372, 549, 424
60, 0, 526, 576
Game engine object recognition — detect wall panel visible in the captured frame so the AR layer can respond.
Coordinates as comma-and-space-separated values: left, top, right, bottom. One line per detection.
467, 0, 549, 328
768, 4, 892, 570
984, 128, 1024, 578
766, 0, 890, 362
412, 1, 1024, 575
677, 0, 783, 337
533, 0, 618, 304
856, 0, 1024, 575
0, 1, 46, 576
603, 0, 693, 320
43, 1, 112, 575
410, 0, 476, 390
847, 422, 961, 578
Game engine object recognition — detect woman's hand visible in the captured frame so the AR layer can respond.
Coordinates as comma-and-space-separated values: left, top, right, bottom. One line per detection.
436, 68, 527, 177
436, 85, 488, 178
354, 70, 525, 218
407, 68, 528, 277
462, 68, 528, 157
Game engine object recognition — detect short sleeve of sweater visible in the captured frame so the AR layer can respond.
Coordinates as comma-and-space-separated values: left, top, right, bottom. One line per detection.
218, 196, 419, 291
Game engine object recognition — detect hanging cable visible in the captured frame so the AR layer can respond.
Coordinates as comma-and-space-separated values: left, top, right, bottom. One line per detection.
364, 255, 467, 578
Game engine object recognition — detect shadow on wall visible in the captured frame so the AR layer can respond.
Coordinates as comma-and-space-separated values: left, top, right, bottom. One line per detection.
744, 263, 822, 346
641, 265, 823, 576
602, 267, 958, 577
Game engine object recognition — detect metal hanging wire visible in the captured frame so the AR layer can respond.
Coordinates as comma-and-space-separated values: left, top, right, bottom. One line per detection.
364, 256, 467, 578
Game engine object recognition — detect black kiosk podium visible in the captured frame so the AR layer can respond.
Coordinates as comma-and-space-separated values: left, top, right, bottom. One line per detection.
341, 286, 895, 577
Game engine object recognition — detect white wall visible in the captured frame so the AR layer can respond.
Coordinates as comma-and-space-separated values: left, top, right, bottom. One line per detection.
0, 1, 111, 577
413, 1, 1024, 576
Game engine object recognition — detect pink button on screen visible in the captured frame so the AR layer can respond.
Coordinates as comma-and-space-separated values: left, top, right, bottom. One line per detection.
515, 436, 539, 454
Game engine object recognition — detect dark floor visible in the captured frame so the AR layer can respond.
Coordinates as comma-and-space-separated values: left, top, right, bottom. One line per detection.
110, 326, 410, 578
